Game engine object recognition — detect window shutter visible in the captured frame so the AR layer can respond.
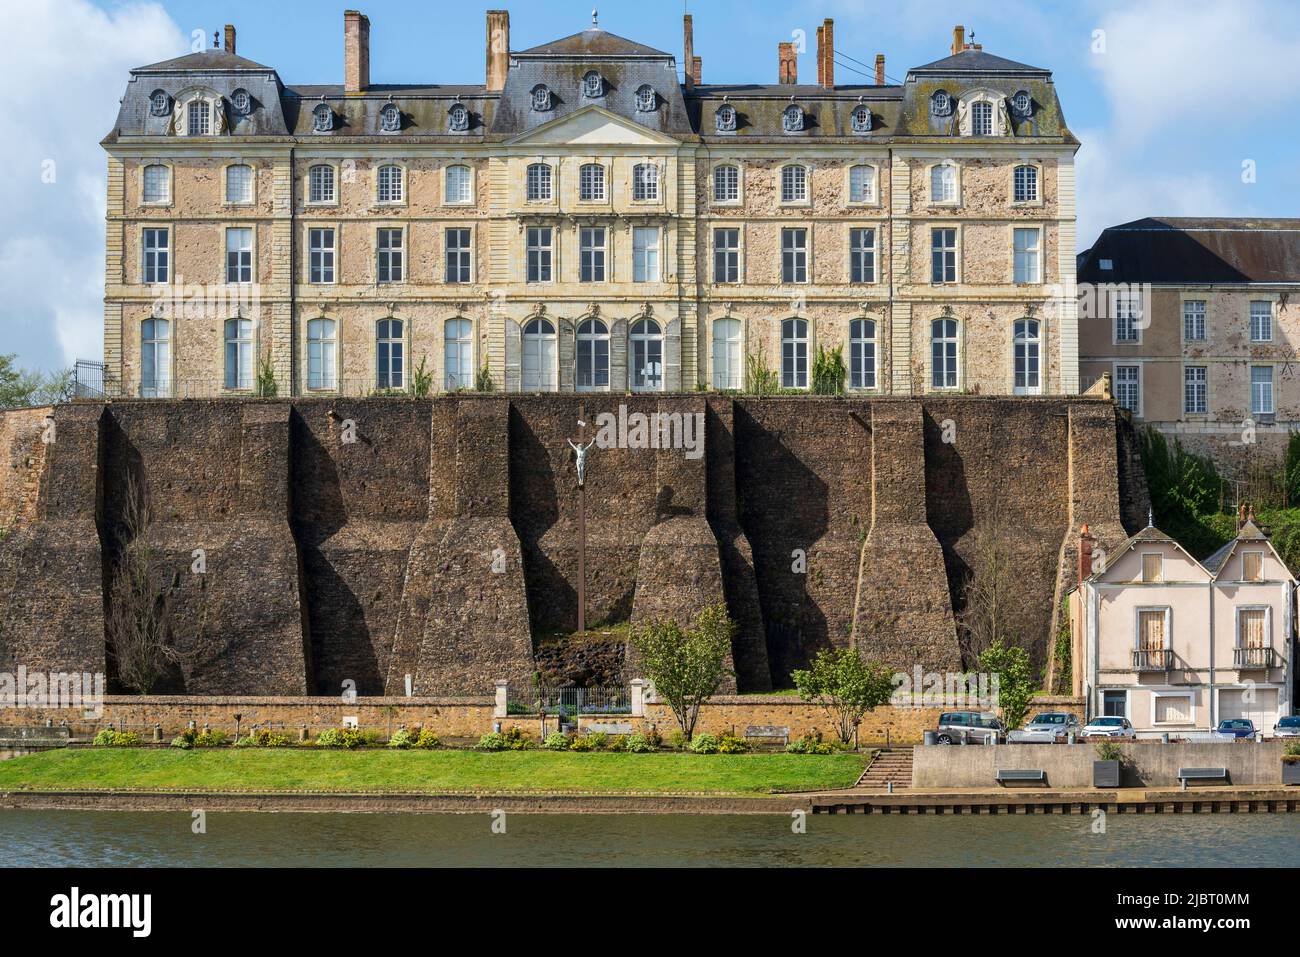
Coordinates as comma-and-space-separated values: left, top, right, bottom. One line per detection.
663, 318, 682, 392
558, 318, 575, 392
610, 318, 628, 391
503, 317, 522, 393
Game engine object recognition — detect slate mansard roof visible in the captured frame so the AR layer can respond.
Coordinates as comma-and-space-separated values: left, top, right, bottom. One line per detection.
104, 25, 1075, 145
1078, 218, 1300, 286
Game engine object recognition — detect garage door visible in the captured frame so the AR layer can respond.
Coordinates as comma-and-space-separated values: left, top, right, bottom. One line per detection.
1219, 688, 1279, 735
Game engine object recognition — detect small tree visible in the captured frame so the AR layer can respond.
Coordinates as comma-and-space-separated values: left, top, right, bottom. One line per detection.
630, 603, 735, 740
811, 345, 846, 396
792, 648, 894, 745
978, 639, 1036, 730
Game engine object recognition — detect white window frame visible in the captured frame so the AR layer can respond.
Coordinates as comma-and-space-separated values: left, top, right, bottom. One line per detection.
375, 317, 406, 391
930, 226, 958, 284
526, 163, 553, 202
444, 164, 474, 206
526, 226, 554, 284
713, 227, 741, 284
1184, 364, 1207, 415
1182, 299, 1207, 342
1140, 551, 1164, 583
632, 163, 660, 202
223, 317, 254, 391
1012, 226, 1041, 284
186, 99, 212, 136
225, 226, 254, 284
781, 227, 808, 284
522, 317, 558, 392
1150, 691, 1195, 727
1250, 300, 1274, 343
1251, 365, 1274, 415
849, 317, 877, 391
224, 163, 255, 205
575, 317, 611, 392
780, 164, 809, 205
1113, 288, 1142, 344
847, 164, 877, 205
930, 317, 960, 390
444, 226, 473, 284
140, 318, 171, 398
578, 163, 607, 203
377, 226, 405, 284
306, 316, 338, 392
444, 317, 475, 391
849, 227, 876, 284
141, 226, 169, 285
781, 317, 809, 390
1240, 551, 1266, 583
629, 317, 664, 392
1013, 318, 1041, 396
1011, 163, 1040, 205
712, 317, 742, 390
306, 163, 338, 206
712, 163, 741, 205
579, 226, 607, 282
928, 162, 960, 206
141, 163, 172, 206
307, 226, 337, 285
376, 163, 406, 205
1114, 363, 1141, 416
632, 226, 660, 282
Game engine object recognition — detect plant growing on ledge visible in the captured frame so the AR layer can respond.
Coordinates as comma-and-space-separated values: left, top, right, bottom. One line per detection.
744, 340, 778, 396
810, 345, 846, 396
1095, 741, 1123, 762
630, 603, 736, 741
410, 355, 434, 398
254, 351, 277, 397
476, 363, 496, 392
791, 648, 893, 745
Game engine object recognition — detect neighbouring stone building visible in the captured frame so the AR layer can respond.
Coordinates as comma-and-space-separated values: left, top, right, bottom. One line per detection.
1078, 217, 1300, 475
101, 10, 1081, 401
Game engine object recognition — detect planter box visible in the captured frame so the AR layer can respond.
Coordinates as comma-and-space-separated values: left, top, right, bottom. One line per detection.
1093, 759, 1121, 788
1283, 761, 1300, 786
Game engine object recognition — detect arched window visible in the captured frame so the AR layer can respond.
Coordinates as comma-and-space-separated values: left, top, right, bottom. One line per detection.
971, 101, 994, 136
306, 317, 337, 391
851, 105, 872, 133
376, 318, 404, 390
142, 164, 171, 204
632, 163, 659, 201
149, 89, 170, 117
1011, 90, 1032, 116
930, 164, 957, 203
522, 318, 557, 392
850, 318, 876, 390
225, 164, 253, 204
223, 318, 253, 391
311, 102, 333, 133
530, 84, 552, 112
1013, 164, 1038, 203
448, 103, 470, 133
308, 164, 335, 204
444, 318, 474, 391
582, 71, 604, 98
782, 104, 804, 133
576, 318, 610, 391
140, 318, 170, 398
713, 164, 739, 203
715, 104, 736, 133
931, 318, 959, 390
1013, 318, 1041, 395
526, 163, 552, 201
579, 163, 605, 201
377, 165, 404, 203
781, 317, 808, 389
230, 89, 251, 116
187, 100, 211, 135
445, 164, 472, 204
780, 164, 807, 203
930, 90, 952, 116
380, 102, 401, 133
712, 318, 742, 390
630, 318, 663, 392
635, 85, 656, 112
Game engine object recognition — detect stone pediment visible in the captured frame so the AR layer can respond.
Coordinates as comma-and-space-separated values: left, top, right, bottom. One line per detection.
506, 106, 678, 147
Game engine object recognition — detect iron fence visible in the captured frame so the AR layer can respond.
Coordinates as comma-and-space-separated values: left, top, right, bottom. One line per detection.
509, 685, 631, 717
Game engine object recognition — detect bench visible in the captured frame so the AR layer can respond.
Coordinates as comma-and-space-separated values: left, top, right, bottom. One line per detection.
1178, 767, 1228, 787
995, 768, 1047, 786
744, 725, 790, 747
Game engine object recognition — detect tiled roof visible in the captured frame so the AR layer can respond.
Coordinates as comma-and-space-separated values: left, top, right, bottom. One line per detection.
516, 28, 669, 58
908, 49, 1049, 75
1078, 218, 1300, 284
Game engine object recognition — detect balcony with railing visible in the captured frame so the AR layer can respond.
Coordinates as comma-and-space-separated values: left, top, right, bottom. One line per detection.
1131, 648, 1172, 671
1234, 645, 1276, 670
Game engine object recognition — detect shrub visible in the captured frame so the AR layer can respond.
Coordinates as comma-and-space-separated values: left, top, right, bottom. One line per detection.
195, 729, 228, 748
315, 728, 344, 748
625, 733, 654, 753
568, 735, 594, 752
414, 729, 440, 749
717, 733, 749, 754
586, 731, 609, 751
1283, 741, 1300, 762
667, 730, 688, 752
786, 732, 838, 755
499, 726, 533, 751
643, 726, 663, 750
92, 729, 140, 747
606, 735, 627, 752
690, 734, 720, 754
1095, 741, 1124, 762
477, 732, 507, 751
238, 728, 292, 748
170, 735, 193, 750
543, 732, 570, 751
388, 728, 414, 749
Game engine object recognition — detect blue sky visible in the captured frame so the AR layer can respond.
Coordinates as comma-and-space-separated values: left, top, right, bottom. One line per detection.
4, 0, 1298, 372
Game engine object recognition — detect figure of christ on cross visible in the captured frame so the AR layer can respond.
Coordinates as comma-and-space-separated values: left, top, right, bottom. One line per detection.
568, 406, 596, 632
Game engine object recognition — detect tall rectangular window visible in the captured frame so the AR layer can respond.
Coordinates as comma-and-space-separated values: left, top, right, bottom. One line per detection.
1115, 365, 1140, 414
713, 165, 739, 203
849, 228, 875, 283
781, 228, 807, 283
308, 165, 335, 204
1183, 300, 1206, 341
1013, 227, 1040, 283
632, 164, 659, 201
526, 227, 552, 283
526, 164, 552, 201
632, 226, 659, 282
713, 228, 739, 283
930, 165, 956, 203
142, 165, 170, 204
187, 100, 210, 136
931, 228, 956, 283
579, 227, 606, 282
1252, 365, 1274, 415
308, 228, 335, 284
377, 228, 404, 283
444, 165, 472, 204
225, 164, 253, 204
781, 166, 807, 203
1115, 290, 1141, 342
445, 228, 471, 283
1250, 301, 1273, 342
142, 228, 169, 284
579, 164, 605, 201
1141, 553, 1163, 583
848, 165, 875, 203
225, 228, 252, 283
1013, 165, 1038, 202
1184, 365, 1207, 414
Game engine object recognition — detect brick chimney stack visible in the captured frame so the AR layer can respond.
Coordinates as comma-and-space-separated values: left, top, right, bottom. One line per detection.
224, 24, 236, 56
692, 56, 702, 86
816, 26, 824, 86
820, 18, 834, 88
778, 41, 797, 84
683, 14, 695, 90
1078, 524, 1095, 581
344, 10, 370, 94
486, 10, 510, 92
952, 24, 965, 55
875, 53, 885, 85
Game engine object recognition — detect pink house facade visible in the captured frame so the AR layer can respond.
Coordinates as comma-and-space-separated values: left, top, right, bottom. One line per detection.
1074, 517, 1295, 737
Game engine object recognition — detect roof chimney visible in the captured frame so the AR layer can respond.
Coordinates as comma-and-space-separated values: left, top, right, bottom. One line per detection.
683, 14, 695, 91
874, 53, 885, 85
821, 18, 835, 88
816, 26, 824, 86
952, 24, 965, 55
1078, 524, 1095, 581
224, 24, 236, 56
778, 41, 797, 84
486, 10, 510, 92
692, 56, 702, 86
344, 10, 370, 94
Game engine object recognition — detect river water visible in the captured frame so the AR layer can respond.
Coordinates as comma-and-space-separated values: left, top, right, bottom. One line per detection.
1, 809, 1297, 867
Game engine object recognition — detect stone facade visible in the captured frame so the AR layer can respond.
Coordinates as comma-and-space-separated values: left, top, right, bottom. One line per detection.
0, 395, 1144, 695
100, 13, 1079, 403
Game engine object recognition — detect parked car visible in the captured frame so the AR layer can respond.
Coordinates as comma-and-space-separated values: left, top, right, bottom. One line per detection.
1080, 716, 1137, 740
934, 711, 1005, 745
1216, 718, 1256, 740
1007, 712, 1081, 744
1274, 716, 1300, 739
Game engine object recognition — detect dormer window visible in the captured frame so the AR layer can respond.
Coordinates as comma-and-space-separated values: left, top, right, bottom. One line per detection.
380, 102, 401, 133
312, 103, 333, 133
715, 104, 736, 133
582, 71, 604, 98
971, 101, 993, 135
635, 85, 656, 112
187, 100, 211, 135
1011, 90, 1032, 116
149, 90, 170, 117
230, 88, 251, 116
782, 104, 804, 133
531, 84, 552, 112
851, 105, 872, 133
448, 103, 470, 133
930, 90, 952, 116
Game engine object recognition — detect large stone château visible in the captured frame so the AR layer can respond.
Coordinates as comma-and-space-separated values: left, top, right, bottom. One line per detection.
101, 11, 1080, 400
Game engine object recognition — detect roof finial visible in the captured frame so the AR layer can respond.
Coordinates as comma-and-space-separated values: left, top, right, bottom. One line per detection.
1147, 506, 1154, 528
592, 8, 598, 27
212, 31, 220, 49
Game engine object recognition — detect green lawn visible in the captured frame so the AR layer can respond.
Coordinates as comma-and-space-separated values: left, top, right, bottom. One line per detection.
0, 748, 866, 796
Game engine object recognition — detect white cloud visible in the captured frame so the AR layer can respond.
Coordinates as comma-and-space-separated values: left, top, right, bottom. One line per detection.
0, 0, 184, 370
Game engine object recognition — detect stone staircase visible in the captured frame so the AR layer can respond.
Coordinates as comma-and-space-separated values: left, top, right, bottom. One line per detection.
855, 747, 913, 790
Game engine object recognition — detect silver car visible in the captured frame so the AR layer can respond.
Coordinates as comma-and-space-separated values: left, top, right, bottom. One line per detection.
1008, 711, 1081, 744
1274, 716, 1300, 739
1081, 716, 1137, 740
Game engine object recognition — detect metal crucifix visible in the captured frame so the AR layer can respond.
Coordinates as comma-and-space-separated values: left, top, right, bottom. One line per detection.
568, 405, 596, 632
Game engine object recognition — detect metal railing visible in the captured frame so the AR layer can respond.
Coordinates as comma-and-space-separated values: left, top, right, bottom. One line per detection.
1132, 648, 1172, 671
509, 685, 631, 716
1234, 645, 1275, 669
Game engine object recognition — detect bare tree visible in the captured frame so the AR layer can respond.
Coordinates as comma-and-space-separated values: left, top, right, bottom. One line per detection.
955, 495, 1034, 667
